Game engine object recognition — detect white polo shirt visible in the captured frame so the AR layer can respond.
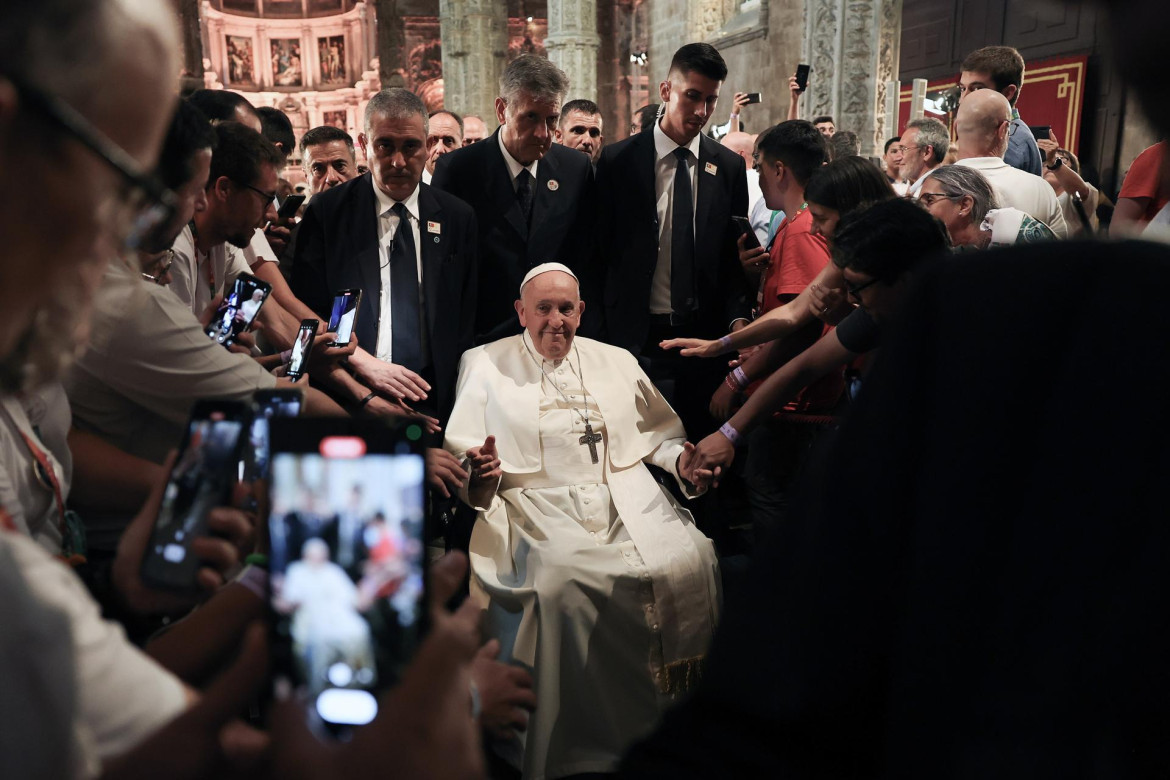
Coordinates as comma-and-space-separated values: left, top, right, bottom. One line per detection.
957, 156, 1069, 238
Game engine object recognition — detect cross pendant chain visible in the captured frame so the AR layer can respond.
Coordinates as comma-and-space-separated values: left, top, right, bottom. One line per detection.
579, 421, 602, 464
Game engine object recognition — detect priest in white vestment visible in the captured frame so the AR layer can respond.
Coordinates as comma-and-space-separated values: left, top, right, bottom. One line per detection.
444, 264, 721, 780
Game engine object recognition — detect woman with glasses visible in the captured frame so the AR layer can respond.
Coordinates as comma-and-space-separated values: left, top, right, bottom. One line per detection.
686, 199, 950, 477
920, 164, 1056, 249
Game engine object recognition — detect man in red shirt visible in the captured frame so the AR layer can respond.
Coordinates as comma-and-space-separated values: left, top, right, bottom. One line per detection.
1114, 140, 1169, 236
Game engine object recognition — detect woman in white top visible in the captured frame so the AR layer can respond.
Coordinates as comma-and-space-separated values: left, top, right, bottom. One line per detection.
1037, 132, 1099, 238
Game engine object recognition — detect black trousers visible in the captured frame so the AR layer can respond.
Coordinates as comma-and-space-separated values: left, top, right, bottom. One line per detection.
638, 316, 725, 441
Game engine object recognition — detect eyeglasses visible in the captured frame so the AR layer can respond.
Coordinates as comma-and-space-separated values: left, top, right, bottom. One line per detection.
846, 277, 880, 301
998, 119, 1019, 137
237, 181, 278, 204
896, 144, 922, 154
918, 192, 960, 207
7, 73, 176, 250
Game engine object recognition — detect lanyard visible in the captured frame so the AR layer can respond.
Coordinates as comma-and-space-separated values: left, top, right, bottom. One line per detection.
17, 430, 67, 543
190, 220, 215, 294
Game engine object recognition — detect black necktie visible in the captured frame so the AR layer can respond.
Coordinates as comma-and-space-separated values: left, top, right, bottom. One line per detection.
388, 202, 423, 372
671, 147, 696, 315
516, 169, 535, 226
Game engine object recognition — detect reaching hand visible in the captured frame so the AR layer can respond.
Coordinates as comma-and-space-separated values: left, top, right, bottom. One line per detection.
365, 396, 442, 434
678, 441, 717, 495
466, 435, 502, 486
659, 337, 724, 358
737, 232, 769, 272
427, 447, 467, 499
350, 352, 432, 402
471, 639, 537, 741
307, 331, 357, 376
693, 430, 737, 479
808, 281, 850, 325
113, 451, 257, 616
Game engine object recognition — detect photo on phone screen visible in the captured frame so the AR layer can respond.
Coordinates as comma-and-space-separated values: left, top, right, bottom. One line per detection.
206, 273, 272, 347
287, 319, 318, 383
141, 401, 247, 591
327, 289, 362, 347
268, 419, 427, 738
246, 390, 303, 484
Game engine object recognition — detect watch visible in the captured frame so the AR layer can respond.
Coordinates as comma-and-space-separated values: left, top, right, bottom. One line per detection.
1046, 156, 1064, 171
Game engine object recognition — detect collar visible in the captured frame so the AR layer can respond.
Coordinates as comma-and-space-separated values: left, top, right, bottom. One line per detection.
371, 174, 420, 220
653, 119, 702, 163
958, 156, 1008, 171
497, 131, 539, 180
1011, 107, 1021, 122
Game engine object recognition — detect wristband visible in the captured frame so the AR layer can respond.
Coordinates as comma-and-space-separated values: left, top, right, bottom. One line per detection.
469, 678, 482, 721
235, 564, 269, 600
719, 421, 744, 447
717, 335, 733, 351
729, 113, 740, 119
245, 553, 269, 570
732, 366, 749, 389
358, 391, 377, 408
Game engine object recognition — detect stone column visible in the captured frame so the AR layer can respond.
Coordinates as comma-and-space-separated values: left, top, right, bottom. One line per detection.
373, 0, 407, 88
546, 0, 601, 102
176, 0, 205, 92
803, 0, 903, 157
438, 0, 509, 118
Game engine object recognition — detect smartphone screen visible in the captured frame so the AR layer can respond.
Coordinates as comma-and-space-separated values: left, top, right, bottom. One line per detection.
744, 92, 762, 105
140, 401, 247, 591
268, 419, 427, 739
327, 289, 361, 347
206, 273, 272, 347
287, 319, 318, 382
246, 390, 303, 484
1030, 125, 1052, 142
796, 63, 811, 92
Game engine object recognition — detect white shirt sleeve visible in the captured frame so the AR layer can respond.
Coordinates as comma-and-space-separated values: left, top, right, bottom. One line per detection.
3, 532, 187, 771
244, 228, 277, 269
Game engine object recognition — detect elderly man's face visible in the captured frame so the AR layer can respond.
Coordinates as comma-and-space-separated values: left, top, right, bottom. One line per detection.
426, 113, 463, 174
496, 90, 561, 166
360, 111, 426, 202
462, 115, 488, 146
303, 139, 356, 195
514, 271, 584, 361
0, 2, 178, 375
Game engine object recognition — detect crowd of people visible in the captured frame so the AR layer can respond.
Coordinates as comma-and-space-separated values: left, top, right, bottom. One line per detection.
3, 0, 1170, 777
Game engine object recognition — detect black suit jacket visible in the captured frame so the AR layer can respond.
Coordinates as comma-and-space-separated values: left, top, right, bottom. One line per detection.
594, 128, 750, 351
290, 174, 478, 421
431, 130, 595, 343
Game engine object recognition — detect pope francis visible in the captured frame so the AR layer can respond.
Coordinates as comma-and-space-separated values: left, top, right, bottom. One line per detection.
444, 263, 721, 780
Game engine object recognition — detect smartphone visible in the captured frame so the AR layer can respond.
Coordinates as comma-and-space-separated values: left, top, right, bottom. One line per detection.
732, 215, 762, 250
206, 272, 272, 347
743, 92, 762, 105
327, 288, 362, 347
140, 400, 248, 591
286, 319, 319, 383
1031, 125, 1052, 142
245, 389, 303, 485
795, 63, 811, 93
277, 194, 306, 221
267, 418, 428, 739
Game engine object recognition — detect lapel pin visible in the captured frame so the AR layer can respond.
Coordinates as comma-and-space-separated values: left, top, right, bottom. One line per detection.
427, 220, 441, 234
434, 236, 440, 243
547, 179, 560, 192
704, 162, 718, 176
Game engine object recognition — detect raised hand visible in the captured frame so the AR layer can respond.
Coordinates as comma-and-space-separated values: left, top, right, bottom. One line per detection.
659, 337, 725, 358
350, 351, 432, 402
466, 435, 502, 486
808, 281, 850, 325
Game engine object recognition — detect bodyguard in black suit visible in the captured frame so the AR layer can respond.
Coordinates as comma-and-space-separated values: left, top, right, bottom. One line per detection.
431, 54, 595, 344
594, 43, 750, 438
291, 96, 477, 427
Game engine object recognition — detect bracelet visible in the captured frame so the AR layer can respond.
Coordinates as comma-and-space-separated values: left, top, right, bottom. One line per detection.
469, 678, 482, 721
719, 421, 744, 447
234, 564, 269, 600
245, 553, 269, 570
729, 113, 740, 119
732, 366, 749, 388
724, 373, 741, 392
358, 391, 377, 408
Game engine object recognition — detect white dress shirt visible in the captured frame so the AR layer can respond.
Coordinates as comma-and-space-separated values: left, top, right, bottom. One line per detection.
498, 131, 539, 190
371, 176, 425, 364
651, 121, 702, 315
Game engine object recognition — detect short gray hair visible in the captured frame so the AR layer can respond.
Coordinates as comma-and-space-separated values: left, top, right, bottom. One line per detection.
906, 118, 950, 165
924, 164, 999, 225
364, 88, 428, 136
499, 55, 570, 109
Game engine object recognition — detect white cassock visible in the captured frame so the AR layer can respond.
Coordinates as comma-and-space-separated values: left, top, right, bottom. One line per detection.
444, 332, 721, 780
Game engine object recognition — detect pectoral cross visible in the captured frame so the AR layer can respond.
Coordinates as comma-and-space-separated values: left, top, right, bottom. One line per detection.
579, 421, 602, 464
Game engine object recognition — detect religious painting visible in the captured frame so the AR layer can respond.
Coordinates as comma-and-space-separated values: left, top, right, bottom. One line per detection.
226, 35, 255, 85
322, 110, 348, 130
222, 0, 257, 13
318, 36, 347, 85
308, 0, 344, 13
270, 39, 303, 88
263, 0, 303, 14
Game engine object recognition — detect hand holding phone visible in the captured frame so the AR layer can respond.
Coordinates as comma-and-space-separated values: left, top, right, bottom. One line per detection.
207, 273, 272, 348
327, 289, 362, 347
795, 63, 811, 93
286, 319, 319, 382
743, 92, 762, 105
277, 194, 306, 221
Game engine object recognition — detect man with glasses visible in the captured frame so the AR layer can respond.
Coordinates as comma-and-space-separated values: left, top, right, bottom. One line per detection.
954, 89, 1068, 238
899, 117, 950, 198
958, 45, 1044, 176
167, 121, 283, 316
